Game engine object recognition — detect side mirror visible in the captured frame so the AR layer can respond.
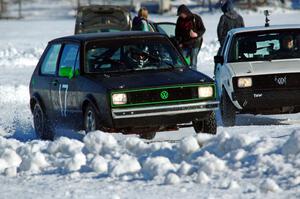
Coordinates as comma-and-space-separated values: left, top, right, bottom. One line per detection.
214, 55, 224, 65
59, 66, 74, 79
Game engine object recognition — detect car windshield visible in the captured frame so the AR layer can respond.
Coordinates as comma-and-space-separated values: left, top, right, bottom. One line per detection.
228, 29, 300, 62
85, 37, 186, 73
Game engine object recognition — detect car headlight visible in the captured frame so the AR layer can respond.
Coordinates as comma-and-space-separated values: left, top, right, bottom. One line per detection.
112, 93, 127, 105
198, 86, 214, 98
238, 77, 252, 88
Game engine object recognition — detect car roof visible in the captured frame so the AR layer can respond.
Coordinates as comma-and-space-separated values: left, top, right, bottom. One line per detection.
50, 31, 165, 44
229, 24, 300, 36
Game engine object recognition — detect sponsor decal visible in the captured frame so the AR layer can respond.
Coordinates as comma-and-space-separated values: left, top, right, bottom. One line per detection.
274, 76, 287, 86
254, 93, 263, 98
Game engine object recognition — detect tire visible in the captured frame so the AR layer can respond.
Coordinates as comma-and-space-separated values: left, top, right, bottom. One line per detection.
84, 104, 100, 133
220, 89, 236, 127
140, 131, 157, 140
33, 103, 54, 140
193, 112, 217, 135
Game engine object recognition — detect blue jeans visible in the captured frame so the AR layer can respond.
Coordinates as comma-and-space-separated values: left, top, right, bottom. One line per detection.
182, 47, 200, 71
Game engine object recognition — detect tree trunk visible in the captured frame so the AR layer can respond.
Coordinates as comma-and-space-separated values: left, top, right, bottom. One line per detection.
77, 0, 80, 9
0, 0, 3, 17
18, 0, 22, 19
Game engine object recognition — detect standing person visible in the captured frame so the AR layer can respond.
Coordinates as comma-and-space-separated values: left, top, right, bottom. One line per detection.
217, 0, 244, 48
175, 4, 206, 70
132, 7, 151, 31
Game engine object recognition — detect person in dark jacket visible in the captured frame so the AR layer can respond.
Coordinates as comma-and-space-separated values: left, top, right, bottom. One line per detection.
217, 0, 244, 47
132, 7, 151, 31
175, 4, 206, 70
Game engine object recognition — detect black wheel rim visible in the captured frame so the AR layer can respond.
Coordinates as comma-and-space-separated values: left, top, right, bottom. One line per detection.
86, 110, 96, 132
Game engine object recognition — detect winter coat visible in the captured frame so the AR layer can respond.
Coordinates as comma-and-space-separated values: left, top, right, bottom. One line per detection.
132, 16, 150, 31
217, 10, 244, 46
175, 5, 206, 49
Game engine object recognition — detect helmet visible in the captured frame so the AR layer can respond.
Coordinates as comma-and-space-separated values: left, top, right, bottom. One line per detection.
127, 46, 149, 68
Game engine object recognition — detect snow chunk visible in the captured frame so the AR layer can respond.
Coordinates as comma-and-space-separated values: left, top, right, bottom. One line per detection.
124, 137, 149, 155
110, 155, 141, 177
90, 155, 108, 174
0, 148, 22, 173
196, 171, 210, 184
83, 131, 118, 154
19, 151, 49, 173
4, 167, 17, 177
179, 136, 200, 154
227, 180, 240, 189
47, 137, 84, 156
178, 162, 193, 176
282, 131, 300, 156
143, 156, 176, 179
46, 137, 86, 172
164, 173, 180, 185
194, 152, 227, 175
218, 133, 256, 154
65, 153, 86, 172
261, 179, 281, 193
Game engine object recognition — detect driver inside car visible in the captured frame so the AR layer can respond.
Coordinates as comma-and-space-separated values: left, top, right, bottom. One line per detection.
278, 35, 294, 58
294, 35, 300, 54
126, 46, 150, 69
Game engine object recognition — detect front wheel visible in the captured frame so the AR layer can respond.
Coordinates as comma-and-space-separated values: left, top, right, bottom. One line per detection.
193, 112, 217, 135
220, 90, 236, 127
84, 104, 100, 133
33, 103, 54, 140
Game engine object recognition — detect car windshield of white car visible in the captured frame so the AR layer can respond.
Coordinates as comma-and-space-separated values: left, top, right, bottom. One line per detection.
85, 37, 186, 73
228, 29, 300, 62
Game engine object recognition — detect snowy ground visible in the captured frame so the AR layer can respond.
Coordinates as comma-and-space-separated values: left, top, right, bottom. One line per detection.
0, 7, 300, 199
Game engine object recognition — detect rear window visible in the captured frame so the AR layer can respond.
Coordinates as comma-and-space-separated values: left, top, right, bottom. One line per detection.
228, 29, 300, 62
41, 44, 61, 75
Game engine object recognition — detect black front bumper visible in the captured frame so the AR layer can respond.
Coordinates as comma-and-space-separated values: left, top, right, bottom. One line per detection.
233, 89, 300, 113
111, 101, 219, 128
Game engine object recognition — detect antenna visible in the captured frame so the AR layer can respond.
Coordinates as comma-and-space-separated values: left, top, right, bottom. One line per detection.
264, 10, 270, 27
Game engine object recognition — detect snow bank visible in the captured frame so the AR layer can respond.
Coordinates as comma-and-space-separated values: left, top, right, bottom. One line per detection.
0, 129, 299, 196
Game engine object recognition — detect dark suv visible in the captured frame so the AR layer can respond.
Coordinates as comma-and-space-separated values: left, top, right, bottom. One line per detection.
30, 32, 218, 140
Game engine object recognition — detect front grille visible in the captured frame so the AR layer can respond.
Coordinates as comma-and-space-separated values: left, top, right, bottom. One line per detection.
234, 73, 300, 90
111, 84, 215, 107
127, 87, 198, 104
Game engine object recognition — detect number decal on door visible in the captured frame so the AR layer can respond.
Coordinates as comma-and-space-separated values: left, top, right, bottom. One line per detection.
59, 84, 69, 117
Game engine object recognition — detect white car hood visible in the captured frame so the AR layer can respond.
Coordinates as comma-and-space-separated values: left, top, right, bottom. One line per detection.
228, 59, 300, 77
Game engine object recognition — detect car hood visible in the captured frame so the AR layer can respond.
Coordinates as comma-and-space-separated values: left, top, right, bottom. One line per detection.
228, 59, 300, 77
88, 69, 213, 91
75, 6, 131, 34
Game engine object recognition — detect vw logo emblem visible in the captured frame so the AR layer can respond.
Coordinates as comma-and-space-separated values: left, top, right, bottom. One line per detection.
274, 76, 287, 86
160, 91, 169, 100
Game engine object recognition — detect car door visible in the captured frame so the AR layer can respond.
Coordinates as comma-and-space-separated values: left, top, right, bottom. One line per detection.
36, 43, 62, 118
50, 43, 80, 127
153, 22, 176, 38
152, 22, 180, 51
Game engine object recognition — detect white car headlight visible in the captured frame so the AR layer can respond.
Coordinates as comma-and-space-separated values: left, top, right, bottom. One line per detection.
198, 86, 214, 98
112, 93, 127, 105
238, 77, 252, 88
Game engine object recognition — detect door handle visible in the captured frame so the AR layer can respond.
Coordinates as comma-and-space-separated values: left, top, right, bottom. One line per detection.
51, 79, 59, 86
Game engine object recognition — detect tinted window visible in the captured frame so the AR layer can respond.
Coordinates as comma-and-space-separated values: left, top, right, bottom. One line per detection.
228, 30, 300, 62
41, 44, 61, 75
59, 44, 79, 71
85, 38, 186, 73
